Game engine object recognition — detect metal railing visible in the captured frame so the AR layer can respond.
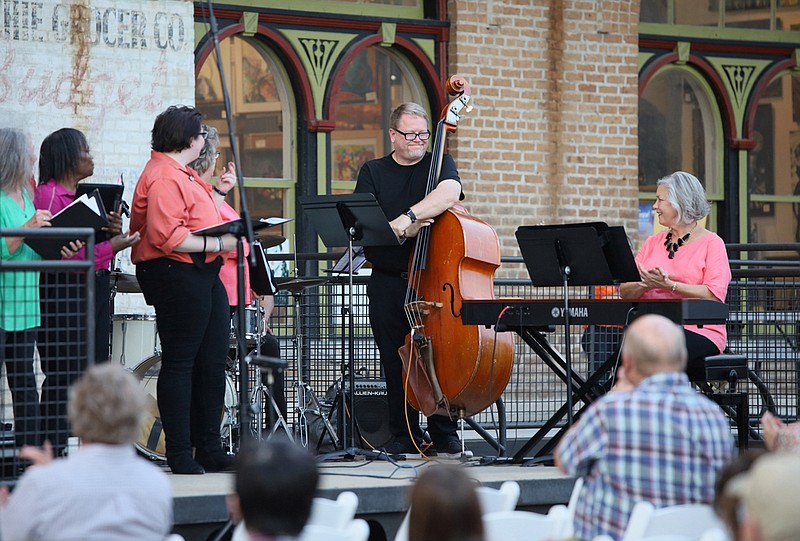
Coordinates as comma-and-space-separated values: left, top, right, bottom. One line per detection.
265, 243, 800, 443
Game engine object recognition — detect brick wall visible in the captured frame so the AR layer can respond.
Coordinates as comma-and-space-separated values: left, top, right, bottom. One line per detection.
446, 0, 641, 273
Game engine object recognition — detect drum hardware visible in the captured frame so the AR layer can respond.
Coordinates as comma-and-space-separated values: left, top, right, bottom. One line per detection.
255, 233, 286, 249
248, 355, 292, 440
110, 271, 141, 294
230, 304, 264, 348
277, 277, 336, 449
111, 315, 160, 368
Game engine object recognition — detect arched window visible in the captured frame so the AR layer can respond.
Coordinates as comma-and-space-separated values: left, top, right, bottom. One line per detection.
638, 66, 722, 244
749, 74, 800, 244
329, 45, 426, 192
195, 35, 294, 221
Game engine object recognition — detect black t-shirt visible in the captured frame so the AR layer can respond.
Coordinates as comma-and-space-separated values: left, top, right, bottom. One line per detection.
354, 151, 461, 273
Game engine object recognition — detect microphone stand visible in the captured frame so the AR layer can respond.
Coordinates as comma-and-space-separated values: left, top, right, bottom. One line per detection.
205, 1, 257, 446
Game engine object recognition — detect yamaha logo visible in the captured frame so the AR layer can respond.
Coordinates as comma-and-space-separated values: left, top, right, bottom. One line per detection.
550, 306, 590, 319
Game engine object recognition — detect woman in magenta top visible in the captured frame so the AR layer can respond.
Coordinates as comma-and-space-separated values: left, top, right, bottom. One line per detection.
619, 171, 732, 380
34, 128, 139, 456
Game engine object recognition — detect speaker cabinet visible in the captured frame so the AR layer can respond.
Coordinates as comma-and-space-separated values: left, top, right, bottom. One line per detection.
351, 379, 391, 448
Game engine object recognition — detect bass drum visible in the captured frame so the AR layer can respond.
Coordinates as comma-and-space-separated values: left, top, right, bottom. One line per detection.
131, 355, 237, 460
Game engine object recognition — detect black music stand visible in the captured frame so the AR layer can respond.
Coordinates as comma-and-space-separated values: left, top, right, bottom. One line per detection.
300, 194, 400, 454
515, 223, 638, 427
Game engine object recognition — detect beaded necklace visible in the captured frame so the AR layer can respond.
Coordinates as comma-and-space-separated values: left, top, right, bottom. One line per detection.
664, 222, 698, 259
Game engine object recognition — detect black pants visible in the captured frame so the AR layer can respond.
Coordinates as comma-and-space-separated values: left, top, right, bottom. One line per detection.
598, 327, 720, 388
0, 329, 40, 447
39, 271, 110, 454
367, 271, 457, 444
137, 258, 229, 460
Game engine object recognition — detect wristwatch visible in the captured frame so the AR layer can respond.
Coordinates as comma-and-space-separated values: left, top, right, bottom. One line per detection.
404, 208, 417, 223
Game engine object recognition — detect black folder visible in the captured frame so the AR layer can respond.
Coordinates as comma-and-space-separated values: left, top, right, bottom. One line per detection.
75, 182, 124, 215
249, 240, 279, 296
25, 191, 109, 259
192, 217, 290, 237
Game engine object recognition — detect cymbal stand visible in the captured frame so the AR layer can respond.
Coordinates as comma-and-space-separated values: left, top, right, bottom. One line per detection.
246, 306, 292, 441
291, 289, 338, 448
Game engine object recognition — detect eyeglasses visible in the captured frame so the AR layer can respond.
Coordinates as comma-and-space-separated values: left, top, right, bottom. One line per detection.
392, 128, 431, 142
198, 131, 208, 139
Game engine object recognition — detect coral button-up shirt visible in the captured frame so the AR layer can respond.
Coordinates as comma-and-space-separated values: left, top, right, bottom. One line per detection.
131, 151, 222, 265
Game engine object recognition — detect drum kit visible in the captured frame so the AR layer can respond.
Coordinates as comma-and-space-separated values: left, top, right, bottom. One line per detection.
109, 245, 335, 460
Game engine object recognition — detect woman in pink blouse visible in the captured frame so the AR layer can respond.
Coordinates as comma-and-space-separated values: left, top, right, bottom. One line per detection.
35, 128, 139, 456
619, 171, 732, 380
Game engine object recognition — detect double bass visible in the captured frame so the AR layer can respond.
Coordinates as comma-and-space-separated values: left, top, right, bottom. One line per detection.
399, 76, 514, 420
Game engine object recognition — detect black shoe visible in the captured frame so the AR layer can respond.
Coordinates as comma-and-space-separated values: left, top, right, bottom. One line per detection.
167, 454, 205, 475
195, 449, 235, 472
434, 438, 473, 459
381, 438, 437, 458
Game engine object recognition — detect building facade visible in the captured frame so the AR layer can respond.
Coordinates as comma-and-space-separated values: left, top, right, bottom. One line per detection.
2, 0, 799, 263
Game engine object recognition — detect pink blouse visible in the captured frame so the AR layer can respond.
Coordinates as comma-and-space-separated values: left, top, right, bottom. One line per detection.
635, 230, 731, 353
217, 202, 251, 306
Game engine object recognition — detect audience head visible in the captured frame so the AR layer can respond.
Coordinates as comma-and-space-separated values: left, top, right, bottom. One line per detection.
621, 314, 687, 383
713, 450, 765, 540
188, 125, 220, 180
657, 171, 711, 225
390, 102, 428, 129
68, 363, 147, 445
0, 128, 35, 193
231, 440, 319, 536
408, 465, 484, 541
726, 452, 800, 541
151, 105, 204, 154
38, 128, 93, 185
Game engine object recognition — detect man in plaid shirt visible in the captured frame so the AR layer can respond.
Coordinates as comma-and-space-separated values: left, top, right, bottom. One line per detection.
555, 314, 735, 541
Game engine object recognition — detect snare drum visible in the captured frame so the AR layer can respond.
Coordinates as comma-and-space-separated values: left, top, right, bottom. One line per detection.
131, 355, 238, 460
112, 315, 160, 368
230, 305, 264, 347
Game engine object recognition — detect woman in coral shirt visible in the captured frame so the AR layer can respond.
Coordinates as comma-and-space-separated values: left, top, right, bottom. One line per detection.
130, 106, 236, 474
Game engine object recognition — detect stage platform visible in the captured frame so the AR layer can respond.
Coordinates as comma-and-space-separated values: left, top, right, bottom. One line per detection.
169, 453, 575, 541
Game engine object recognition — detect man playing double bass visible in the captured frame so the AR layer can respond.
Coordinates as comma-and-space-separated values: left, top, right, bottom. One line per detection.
354, 102, 468, 458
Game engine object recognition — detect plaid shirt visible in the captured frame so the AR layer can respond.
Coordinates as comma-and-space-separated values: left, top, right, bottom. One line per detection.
557, 371, 735, 541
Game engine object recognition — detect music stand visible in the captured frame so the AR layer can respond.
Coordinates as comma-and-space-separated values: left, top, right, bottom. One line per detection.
515, 223, 638, 425
300, 194, 400, 452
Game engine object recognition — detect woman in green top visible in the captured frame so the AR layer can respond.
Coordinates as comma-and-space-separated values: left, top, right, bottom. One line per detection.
0, 128, 53, 449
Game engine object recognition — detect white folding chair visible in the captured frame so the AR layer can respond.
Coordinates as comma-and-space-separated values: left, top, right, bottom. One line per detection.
476, 481, 521, 514
232, 492, 360, 541
698, 527, 731, 541
483, 506, 571, 541
300, 519, 370, 541
307, 491, 359, 528
621, 502, 726, 541
563, 476, 585, 538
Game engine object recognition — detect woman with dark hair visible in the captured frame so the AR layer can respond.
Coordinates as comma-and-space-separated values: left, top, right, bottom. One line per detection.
35, 127, 139, 456
408, 465, 485, 541
130, 105, 237, 474
619, 171, 732, 380
0, 128, 51, 452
